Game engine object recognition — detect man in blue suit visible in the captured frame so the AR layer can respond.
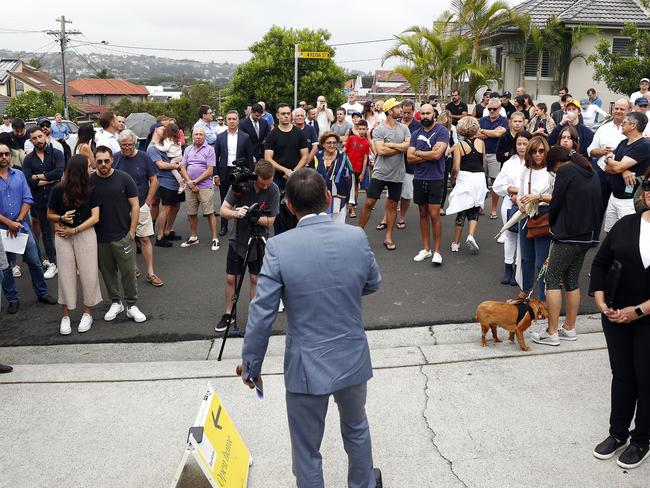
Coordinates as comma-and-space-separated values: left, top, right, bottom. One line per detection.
239, 103, 270, 162
215, 110, 254, 236
241, 168, 383, 488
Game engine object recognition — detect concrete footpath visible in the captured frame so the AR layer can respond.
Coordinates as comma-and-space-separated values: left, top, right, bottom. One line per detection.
0, 315, 647, 488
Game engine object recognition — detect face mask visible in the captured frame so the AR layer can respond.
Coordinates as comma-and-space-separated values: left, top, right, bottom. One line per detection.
421, 118, 434, 127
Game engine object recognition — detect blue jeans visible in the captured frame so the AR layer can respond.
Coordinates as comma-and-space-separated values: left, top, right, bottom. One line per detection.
2, 230, 49, 302
519, 221, 551, 301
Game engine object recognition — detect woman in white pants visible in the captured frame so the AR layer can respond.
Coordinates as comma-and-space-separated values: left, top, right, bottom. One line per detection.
47, 154, 102, 335
493, 130, 532, 285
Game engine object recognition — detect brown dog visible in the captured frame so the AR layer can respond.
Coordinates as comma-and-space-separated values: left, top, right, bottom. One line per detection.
475, 299, 548, 352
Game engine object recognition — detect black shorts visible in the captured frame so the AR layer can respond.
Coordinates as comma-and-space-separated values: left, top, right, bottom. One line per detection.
366, 178, 402, 201
159, 186, 186, 206
226, 245, 263, 276
413, 179, 444, 205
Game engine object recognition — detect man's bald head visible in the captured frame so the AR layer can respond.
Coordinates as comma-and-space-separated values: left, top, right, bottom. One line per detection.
613, 98, 631, 123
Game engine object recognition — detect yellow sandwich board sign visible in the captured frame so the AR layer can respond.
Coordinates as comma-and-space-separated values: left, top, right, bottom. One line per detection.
298, 51, 330, 59
170, 383, 251, 488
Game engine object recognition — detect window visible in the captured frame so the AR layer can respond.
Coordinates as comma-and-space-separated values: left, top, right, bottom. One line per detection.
495, 47, 503, 72
524, 49, 553, 79
612, 37, 633, 57
15, 80, 24, 95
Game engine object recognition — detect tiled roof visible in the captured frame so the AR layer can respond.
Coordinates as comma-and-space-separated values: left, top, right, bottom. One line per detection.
68, 78, 149, 96
374, 70, 408, 83
0, 59, 21, 84
70, 100, 106, 116
515, 0, 650, 27
8, 65, 83, 97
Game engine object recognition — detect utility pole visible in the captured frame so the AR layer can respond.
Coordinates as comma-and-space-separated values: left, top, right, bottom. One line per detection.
294, 44, 299, 109
46, 16, 80, 119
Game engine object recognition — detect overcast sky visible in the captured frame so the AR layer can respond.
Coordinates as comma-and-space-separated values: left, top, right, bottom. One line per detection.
0, 1, 520, 74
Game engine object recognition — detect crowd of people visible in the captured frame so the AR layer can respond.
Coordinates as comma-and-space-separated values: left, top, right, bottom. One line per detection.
1, 81, 649, 471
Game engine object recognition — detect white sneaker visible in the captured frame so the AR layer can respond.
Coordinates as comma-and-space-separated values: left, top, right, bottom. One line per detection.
126, 305, 147, 323
44, 262, 58, 280
466, 235, 480, 253
211, 238, 220, 251
278, 299, 285, 313
180, 236, 199, 248
104, 302, 124, 321
59, 316, 71, 335
558, 327, 577, 341
431, 252, 443, 265
413, 249, 432, 262
12, 265, 21, 277
78, 313, 93, 333
531, 330, 560, 346
497, 233, 506, 244
451, 242, 460, 252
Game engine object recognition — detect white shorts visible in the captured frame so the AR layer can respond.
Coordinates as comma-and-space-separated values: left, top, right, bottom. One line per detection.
401, 173, 414, 200
603, 195, 635, 232
136, 203, 155, 237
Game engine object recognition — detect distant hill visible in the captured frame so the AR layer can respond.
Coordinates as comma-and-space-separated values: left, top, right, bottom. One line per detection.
0, 49, 236, 87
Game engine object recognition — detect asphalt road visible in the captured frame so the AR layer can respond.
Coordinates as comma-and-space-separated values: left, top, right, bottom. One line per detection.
0, 193, 598, 347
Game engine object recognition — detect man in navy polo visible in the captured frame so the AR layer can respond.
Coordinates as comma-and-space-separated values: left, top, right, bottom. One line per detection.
477, 98, 508, 219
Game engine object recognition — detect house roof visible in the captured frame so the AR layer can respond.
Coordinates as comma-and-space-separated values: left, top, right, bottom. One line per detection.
515, 0, 650, 28
68, 78, 149, 96
374, 70, 408, 83
70, 100, 106, 116
8, 65, 83, 97
0, 59, 22, 84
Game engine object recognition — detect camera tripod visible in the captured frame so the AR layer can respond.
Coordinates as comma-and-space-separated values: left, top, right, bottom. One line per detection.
217, 222, 267, 361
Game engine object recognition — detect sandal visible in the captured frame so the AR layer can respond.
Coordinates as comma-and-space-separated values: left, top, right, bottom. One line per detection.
507, 291, 528, 304
349, 210, 357, 218
489, 213, 498, 220
146, 274, 164, 287
376, 222, 387, 230
396, 221, 406, 229
383, 241, 397, 251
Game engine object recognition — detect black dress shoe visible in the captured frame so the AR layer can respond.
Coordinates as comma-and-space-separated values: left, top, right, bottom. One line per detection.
0, 363, 13, 374
38, 294, 57, 305
373, 468, 382, 488
7, 300, 18, 314
164, 231, 182, 241
155, 237, 173, 248
219, 227, 228, 237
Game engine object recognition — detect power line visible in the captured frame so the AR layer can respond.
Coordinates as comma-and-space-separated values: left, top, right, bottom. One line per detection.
0, 28, 45, 34
330, 38, 394, 47
337, 57, 383, 64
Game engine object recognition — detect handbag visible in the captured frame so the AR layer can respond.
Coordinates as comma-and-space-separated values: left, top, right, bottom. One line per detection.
525, 169, 551, 239
506, 205, 519, 233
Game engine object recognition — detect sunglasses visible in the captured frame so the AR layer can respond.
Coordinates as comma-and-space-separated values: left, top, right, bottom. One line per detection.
0, 151, 10, 157
532, 149, 546, 155
119, 143, 134, 147
488, 108, 500, 112
324, 141, 337, 145
96, 159, 112, 165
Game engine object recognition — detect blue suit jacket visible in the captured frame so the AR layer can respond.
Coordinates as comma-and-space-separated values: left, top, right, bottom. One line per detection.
214, 129, 254, 180
242, 214, 381, 395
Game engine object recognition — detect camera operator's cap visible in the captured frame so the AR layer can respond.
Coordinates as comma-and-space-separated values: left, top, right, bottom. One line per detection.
148, 122, 164, 134
565, 99, 581, 110
351, 111, 362, 118
382, 98, 401, 113
641, 77, 650, 83
635, 97, 649, 106
37, 117, 51, 127
502, 91, 512, 98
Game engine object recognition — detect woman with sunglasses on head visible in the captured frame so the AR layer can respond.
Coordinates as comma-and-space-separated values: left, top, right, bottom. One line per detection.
589, 173, 650, 469
510, 136, 553, 304
47, 154, 102, 335
311, 131, 353, 223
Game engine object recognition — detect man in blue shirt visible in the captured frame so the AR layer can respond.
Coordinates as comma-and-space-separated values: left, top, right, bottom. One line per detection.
0, 143, 56, 314
258, 101, 275, 129
478, 98, 508, 218
50, 113, 70, 141
193, 105, 217, 146
407, 104, 450, 265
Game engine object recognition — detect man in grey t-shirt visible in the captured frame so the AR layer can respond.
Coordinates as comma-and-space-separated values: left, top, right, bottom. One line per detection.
330, 107, 354, 149
358, 98, 411, 250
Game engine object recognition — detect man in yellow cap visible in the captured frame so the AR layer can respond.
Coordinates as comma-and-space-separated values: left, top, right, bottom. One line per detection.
358, 98, 411, 251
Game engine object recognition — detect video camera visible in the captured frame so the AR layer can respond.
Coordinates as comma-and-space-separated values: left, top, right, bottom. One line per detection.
245, 202, 271, 225
228, 158, 257, 194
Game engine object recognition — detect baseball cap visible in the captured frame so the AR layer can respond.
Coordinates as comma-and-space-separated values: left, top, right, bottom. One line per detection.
351, 111, 362, 118
635, 97, 649, 106
641, 78, 650, 83
2, 114, 9, 119
382, 98, 401, 113
502, 91, 512, 98
489, 92, 501, 98
565, 99, 581, 110
37, 117, 51, 127
149, 122, 164, 134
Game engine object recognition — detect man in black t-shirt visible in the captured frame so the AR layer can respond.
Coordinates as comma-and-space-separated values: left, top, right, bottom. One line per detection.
603, 111, 650, 232
445, 89, 468, 126
92, 146, 147, 323
264, 102, 308, 235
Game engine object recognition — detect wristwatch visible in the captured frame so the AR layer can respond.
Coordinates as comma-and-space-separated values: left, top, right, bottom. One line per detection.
635, 305, 646, 317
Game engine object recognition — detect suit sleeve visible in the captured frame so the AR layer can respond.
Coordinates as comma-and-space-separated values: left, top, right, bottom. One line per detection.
361, 232, 381, 295
243, 133, 254, 167
242, 239, 283, 377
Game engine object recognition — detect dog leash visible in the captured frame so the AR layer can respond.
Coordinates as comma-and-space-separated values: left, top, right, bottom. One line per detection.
525, 243, 552, 301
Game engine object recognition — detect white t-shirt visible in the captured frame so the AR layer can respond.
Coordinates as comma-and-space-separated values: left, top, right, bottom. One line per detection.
519, 167, 551, 206
24, 138, 64, 155
214, 124, 228, 135
95, 128, 120, 154
630, 91, 647, 103
641, 216, 650, 269
0, 124, 12, 133
341, 102, 364, 124
315, 108, 333, 135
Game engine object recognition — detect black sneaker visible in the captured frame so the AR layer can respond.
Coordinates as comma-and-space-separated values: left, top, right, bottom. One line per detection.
617, 443, 650, 469
164, 231, 182, 241
215, 313, 232, 332
155, 237, 173, 248
593, 435, 627, 459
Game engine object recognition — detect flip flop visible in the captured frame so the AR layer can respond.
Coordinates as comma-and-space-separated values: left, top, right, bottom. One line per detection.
349, 211, 357, 218
489, 213, 498, 220
396, 221, 406, 229
383, 241, 397, 251
376, 222, 387, 230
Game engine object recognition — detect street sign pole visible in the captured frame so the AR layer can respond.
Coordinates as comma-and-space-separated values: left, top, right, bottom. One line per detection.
294, 43, 299, 109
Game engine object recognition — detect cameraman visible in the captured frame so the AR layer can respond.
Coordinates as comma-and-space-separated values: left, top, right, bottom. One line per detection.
216, 159, 280, 334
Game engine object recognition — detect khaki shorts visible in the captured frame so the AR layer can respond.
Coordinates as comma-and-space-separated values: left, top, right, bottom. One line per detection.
186, 188, 215, 216
136, 203, 155, 237
486, 153, 500, 179
400, 173, 414, 200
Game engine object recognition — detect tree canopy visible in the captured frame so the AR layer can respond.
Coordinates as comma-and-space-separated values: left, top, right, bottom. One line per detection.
225, 26, 345, 114
6, 91, 78, 120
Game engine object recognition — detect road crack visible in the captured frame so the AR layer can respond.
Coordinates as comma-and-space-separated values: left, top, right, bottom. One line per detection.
419, 365, 469, 488
428, 325, 439, 345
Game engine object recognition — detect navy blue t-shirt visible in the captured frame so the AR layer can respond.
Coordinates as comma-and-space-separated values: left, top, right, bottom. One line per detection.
409, 124, 450, 180
113, 150, 157, 206
609, 137, 650, 199
479, 116, 509, 154
404, 118, 423, 175
301, 124, 318, 149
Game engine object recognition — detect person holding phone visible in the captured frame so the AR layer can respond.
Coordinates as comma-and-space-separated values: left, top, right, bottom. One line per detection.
47, 155, 102, 335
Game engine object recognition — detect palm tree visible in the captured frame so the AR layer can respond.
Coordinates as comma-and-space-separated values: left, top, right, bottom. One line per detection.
93, 68, 113, 79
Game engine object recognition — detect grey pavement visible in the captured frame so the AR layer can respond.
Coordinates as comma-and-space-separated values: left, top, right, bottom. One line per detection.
1, 315, 647, 488
0, 193, 599, 346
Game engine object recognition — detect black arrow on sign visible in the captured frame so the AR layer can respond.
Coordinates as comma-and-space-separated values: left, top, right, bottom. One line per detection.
212, 406, 223, 430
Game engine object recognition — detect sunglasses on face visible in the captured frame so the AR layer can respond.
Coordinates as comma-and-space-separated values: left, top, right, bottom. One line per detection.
96, 159, 112, 165
324, 141, 337, 145
532, 149, 546, 155
488, 108, 499, 112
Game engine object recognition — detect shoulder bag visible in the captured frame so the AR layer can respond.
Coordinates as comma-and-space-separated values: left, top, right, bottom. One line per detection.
526, 168, 551, 239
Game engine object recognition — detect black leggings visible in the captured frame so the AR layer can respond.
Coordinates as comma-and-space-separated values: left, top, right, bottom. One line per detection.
544, 242, 590, 291
602, 316, 650, 447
